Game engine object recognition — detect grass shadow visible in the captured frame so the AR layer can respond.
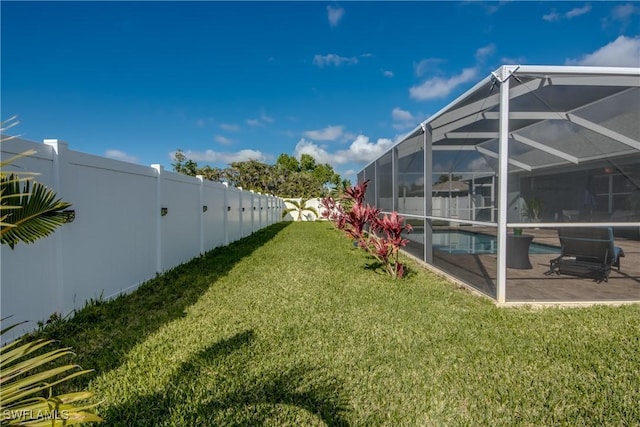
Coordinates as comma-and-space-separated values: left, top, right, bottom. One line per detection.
102, 330, 351, 426
28, 222, 291, 388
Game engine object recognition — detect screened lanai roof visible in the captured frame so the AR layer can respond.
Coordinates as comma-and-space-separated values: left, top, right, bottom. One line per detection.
395, 65, 640, 173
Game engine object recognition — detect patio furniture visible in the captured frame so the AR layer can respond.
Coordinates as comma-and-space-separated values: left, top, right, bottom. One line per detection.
561, 209, 580, 221
507, 233, 533, 269
545, 227, 625, 283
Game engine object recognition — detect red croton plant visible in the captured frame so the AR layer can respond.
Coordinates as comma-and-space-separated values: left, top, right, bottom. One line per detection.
321, 180, 413, 279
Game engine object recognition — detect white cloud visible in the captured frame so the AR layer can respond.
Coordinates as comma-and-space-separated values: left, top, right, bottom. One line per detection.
303, 125, 344, 141
195, 117, 215, 128
342, 131, 357, 142
313, 53, 358, 67
214, 135, 233, 145
475, 44, 496, 62
327, 6, 344, 27
391, 107, 414, 122
341, 135, 395, 163
543, 9, 561, 22
566, 4, 591, 18
409, 67, 478, 100
611, 3, 640, 21
383, 70, 394, 78
220, 123, 239, 132
294, 135, 394, 167
566, 35, 640, 67
462, 1, 503, 15
245, 114, 274, 127
392, 107, 417, 131
180, 149, 267, 164
105, 149, 137, 164
544, 4, 592, 21
467, 157, 491, 172
413, 58, 443, 77
294, 139, 334, 164
278, 129, 298, 138
604, 3, 640, 30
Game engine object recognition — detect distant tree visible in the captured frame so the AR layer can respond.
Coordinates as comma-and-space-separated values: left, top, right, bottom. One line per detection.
172, 149, 198, 176
276, 154, 300, 172
300, 154, 317, 172
437, 174, 462, 184
228, 159, 277, 194
172, 149, 187, 173
278, 171, 323, 198
313, 163, 337, 188
198, 165, 224, 182
330, 178, 352, 199
171, 150, 345, 199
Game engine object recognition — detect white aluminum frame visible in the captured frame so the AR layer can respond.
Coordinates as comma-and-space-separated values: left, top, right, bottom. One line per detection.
357, 65, 640, 304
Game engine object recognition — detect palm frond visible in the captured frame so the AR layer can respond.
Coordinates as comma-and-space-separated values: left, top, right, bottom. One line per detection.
0, 174, 72, 248
0, 115, 21, 138
283, 198, 319, 221
1, 149, 37, 170
0, 324, 103, 425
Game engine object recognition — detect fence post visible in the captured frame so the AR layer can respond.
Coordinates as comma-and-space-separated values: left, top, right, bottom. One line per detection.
151, 164, 163, 273
250, 190, 255, 234
238, 189, 243, 238
197, 175, 204, 254
258, 194, 263, 229
223, 182, 229, 246
43, 139, 67, 317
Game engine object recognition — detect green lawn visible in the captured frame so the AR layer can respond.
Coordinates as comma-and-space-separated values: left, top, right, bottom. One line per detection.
34, 222, 640, 426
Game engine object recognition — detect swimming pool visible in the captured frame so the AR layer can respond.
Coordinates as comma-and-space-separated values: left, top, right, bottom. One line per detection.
405, 229, 560, 255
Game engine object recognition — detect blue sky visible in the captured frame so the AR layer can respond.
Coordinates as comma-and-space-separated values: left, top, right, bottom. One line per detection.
2, 1, 639, 182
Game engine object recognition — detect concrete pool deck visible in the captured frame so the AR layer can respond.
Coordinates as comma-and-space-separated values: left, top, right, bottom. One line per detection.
403, 226, 640, 304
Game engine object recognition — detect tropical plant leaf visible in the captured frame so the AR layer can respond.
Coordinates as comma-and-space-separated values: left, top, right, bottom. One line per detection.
0, 174, 71, 248
2, 396, 103, 427
283, 198, 319, 221
1, 323, 103, 425
1, 341, 74, 383
0, 339, 62, 372
0, 318, 26, 336
2, 367, 93, 407
0, 150, 37, 170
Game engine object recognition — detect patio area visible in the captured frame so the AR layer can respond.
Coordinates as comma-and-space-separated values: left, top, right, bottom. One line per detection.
406, 227, 640, 304
360, 65, 640, 304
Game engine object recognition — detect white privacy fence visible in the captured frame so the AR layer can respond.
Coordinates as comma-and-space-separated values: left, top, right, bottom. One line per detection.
1, 137, 285, 338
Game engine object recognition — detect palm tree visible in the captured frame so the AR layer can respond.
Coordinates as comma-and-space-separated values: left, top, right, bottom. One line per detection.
283, 198, 319, 222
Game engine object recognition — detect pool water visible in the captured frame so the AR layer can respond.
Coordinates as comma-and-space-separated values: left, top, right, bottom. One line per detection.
406, 230, 560, 255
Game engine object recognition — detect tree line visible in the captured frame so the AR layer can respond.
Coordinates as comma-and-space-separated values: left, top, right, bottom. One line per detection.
172, 150, 351, 198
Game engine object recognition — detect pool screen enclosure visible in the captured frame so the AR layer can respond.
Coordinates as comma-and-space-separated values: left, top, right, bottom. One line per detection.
358, 65, 640, 304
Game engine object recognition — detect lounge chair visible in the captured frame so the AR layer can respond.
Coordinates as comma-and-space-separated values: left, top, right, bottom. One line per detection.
545, 227, 625, 283
561, 209, 580, 221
